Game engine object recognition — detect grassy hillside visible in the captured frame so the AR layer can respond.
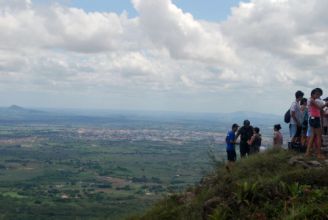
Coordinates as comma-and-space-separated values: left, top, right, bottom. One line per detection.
131, 149, 328, 220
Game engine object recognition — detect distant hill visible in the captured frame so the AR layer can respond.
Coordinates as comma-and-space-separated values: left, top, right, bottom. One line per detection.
1, 105, 46, 114
0, 105, 129, 124
131, 150, 328, 220
7, 105, 24, 111
0, 105, 48, 120
0, 106, 283, 132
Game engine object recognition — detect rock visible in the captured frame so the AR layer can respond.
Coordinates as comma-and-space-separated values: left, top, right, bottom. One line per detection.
298, 161, 311, 169
288, 156, 324, 168
288, 156, 304, 165
179, 191, 195, 204
307, 160, 322, 167
203, 197, 221, 220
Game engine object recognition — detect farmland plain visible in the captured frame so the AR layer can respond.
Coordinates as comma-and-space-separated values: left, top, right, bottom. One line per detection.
0, 106, 280, 219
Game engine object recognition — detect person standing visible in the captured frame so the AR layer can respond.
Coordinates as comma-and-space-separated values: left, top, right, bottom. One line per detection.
248, 127, 262, 154
225, 123, 239, 169
235, 120, 253, 158
273, 124, 283, 148
305, 88, 328, 158
300, 98, 309, 147
289, 91, 304, 144
323, 97, 328, 135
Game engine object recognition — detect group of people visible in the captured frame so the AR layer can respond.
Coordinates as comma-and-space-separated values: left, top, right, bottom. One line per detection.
224, 87, 328, 167
226, 88, 328, 166
225, 119, 283, 167
289, 88, 328, 159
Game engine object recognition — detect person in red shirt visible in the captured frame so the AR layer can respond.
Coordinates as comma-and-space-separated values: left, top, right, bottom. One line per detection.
305, 88, 328, 158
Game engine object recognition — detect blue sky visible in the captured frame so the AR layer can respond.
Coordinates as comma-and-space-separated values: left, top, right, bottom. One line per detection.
34, 0, 247, 21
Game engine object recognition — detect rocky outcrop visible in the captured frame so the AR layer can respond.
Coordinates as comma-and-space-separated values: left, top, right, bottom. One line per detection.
288, 155, 326, 168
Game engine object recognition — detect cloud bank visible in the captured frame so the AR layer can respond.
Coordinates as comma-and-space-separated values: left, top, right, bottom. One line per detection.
0, 0, 327, 112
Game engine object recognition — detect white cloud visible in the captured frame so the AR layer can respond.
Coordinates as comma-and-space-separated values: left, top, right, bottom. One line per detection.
132, 0, 239, 65
0, 0, 327, 112
222, 0, 328, 89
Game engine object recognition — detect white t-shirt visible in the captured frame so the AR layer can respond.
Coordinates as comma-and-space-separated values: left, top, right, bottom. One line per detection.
323, 107, 328, 127
316, 99, 325, 108
290, 101, 302, 124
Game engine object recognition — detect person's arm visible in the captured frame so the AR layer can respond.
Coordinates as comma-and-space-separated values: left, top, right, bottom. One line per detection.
247, 135, 255, 145
228, 132, 234, 144
273, 132, 277, 145
235, 130, 240, 142
291, 111, 299, 125
324, 108, 328, 117
291, 103, 300, 126
230, 136, 235, 144
311, 98, 327, 110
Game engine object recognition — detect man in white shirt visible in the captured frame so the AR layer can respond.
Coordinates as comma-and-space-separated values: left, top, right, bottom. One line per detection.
289, 90, 304, 144
323, 97, 328, 135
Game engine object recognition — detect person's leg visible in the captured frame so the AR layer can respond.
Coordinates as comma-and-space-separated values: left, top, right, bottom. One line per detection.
246, 144, 250, 157
226, 150, 236, 170
240, 143, 246, 158
295, 126, 302, 143
301, 128, 307, 147
315, 128, 324, 159
290, 124, 297, 143
305, 127, 314, 156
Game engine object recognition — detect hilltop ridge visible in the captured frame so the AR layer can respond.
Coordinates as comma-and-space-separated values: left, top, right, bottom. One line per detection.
8, 105, 24, 111
131, 149, 328, 220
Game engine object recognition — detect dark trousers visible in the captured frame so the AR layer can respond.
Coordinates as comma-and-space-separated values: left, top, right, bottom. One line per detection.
240, 142, 250, 158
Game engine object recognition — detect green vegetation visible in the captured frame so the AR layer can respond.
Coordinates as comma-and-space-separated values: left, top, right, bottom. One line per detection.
0, 107, 282, 219
133, 149, 328, 220
0, 123, 217, 220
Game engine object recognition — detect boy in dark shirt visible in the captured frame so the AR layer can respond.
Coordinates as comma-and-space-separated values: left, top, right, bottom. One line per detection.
235, 120, 253, 158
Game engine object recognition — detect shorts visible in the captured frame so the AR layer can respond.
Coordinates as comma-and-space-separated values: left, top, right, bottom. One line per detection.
289, 124, 301, 138
227, 150, 236, 162
309, 117, 321, 128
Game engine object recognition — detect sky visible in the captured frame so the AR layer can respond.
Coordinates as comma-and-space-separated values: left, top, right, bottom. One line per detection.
0, 0, 327, 114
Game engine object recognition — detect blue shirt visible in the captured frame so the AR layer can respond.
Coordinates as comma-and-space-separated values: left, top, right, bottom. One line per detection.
226, 130, 235, 151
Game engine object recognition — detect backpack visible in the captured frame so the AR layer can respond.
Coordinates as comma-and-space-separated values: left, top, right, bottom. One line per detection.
284, 109, 291, 123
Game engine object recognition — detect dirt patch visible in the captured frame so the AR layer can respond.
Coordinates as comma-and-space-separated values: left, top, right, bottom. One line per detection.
0, 137, 43, 146
98, 176, 130, 188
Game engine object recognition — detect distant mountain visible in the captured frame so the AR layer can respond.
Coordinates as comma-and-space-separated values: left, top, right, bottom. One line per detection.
0, 105, 49, 121
8, 105, 24, 111
0, 105, 47, 115
3, 105, 45, 114
0, 106, 128, 124
0, 106, 283, 130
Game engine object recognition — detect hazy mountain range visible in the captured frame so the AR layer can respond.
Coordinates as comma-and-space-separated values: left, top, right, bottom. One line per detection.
0, 105, 283, 126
